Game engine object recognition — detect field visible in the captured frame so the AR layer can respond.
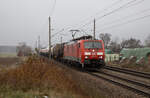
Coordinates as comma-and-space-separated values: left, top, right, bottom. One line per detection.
0, 53, 22, 69
0, 55, 147, 98
0, 56, 106, 98
0, 53, 17, 58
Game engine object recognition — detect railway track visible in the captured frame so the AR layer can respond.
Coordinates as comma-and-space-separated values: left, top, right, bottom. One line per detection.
85, 65, 150, 97
43, 57, 150, 97
103, 66, 150, 79
87, 70, 150, 97
58, 60, 150, 97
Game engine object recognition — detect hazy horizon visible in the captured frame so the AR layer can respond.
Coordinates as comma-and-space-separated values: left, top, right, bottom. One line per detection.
0, 0, 150, 47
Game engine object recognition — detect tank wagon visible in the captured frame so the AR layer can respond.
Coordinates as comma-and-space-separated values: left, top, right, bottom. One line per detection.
51, 44, 64, 59
51, 36, 105, 69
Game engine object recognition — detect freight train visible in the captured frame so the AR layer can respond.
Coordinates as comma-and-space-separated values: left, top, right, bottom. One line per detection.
40, 36, 105, 69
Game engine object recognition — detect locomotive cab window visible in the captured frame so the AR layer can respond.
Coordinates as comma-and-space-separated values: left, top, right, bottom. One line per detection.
84, 41, 102, 49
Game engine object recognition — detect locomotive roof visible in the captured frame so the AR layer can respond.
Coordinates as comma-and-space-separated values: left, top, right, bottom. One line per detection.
71, 35, 93, 41
65, 39, 102, 46
60, 35, 100, 46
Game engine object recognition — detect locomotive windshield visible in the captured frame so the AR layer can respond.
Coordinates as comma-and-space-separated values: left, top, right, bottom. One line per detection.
84, 41, 102, 49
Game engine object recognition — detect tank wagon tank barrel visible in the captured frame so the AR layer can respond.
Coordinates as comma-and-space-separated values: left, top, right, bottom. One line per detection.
51, 44, 64, 59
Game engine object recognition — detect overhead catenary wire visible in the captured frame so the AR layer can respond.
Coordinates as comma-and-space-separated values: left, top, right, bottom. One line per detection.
52, 0, 125, 37
48, 0, 56, 54
124, 0, 144, 8
37, 0, 57, 47
52, 29, 64, 38
68, 0, 124, 29
78, 0, 142, 30
97, 14, 150, 32
98, 8, 150, 28
78, 0, 145, 35
52, 0, 146, 42
83, 7, 150, 31
96, 0, 144, 20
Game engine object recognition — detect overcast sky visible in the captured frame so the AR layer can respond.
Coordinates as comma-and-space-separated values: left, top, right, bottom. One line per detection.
0, 0, 150, 47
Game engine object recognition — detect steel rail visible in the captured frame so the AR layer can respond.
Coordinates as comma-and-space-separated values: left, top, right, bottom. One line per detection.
87, 72, 150, 97
41, 57, 150, 97
103, 66, 150, 79
97, 71, 150, 89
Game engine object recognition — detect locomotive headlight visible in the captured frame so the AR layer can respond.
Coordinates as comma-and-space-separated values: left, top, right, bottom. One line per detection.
85, 56, 88, 59
97, 52, 103, 55
84, 52, 91, 55
99, 56, 103, 59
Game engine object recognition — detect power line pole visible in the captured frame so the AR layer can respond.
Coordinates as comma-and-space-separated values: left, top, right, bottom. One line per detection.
38, 36, 40, 50
49, 16, 51, 59
60, 36, 63, 50
35, 40, 38, 54
93, 19, 96, 40
61, 37, 62, 44
35, 40, 38, 49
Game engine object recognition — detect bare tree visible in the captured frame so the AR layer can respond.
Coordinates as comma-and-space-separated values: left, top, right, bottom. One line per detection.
99, 33, 111, 48
120, 38, 142, 49
16, 42, 32, 56
145, 34, 150, 47
109, 41, 121, 53
120, 39, 128, 49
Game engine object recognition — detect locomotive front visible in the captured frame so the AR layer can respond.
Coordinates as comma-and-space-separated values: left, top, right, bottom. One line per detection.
80, 40, 105, 68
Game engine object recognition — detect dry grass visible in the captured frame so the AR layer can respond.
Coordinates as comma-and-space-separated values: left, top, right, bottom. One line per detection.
0, 56, 91, 98
0, 57, 20, 65
121, 63, 150, 72
0, 56, 142, 98
108, 60, 150, 73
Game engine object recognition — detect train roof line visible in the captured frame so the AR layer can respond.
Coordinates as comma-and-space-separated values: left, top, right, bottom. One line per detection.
71, 35, 93, 41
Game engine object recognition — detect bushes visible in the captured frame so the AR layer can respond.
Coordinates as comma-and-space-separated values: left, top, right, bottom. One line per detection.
0, 56, 85, 96
109, 56, 150, 72
0, 56, 108, 98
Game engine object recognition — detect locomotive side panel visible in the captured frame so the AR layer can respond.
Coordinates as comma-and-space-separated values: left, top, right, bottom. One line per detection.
63, 40, 105, 68
63, 41, 80, 62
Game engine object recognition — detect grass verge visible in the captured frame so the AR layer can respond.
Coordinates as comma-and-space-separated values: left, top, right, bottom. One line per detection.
0, 56, 105, 98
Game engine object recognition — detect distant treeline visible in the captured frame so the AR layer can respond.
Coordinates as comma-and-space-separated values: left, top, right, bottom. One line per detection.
99, 33, 150, 53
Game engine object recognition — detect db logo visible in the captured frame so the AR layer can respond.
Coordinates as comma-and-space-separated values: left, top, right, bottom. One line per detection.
92, 52, 96, 55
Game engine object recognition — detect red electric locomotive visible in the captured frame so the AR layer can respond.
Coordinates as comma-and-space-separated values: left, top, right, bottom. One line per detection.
63, 36, 105, 68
